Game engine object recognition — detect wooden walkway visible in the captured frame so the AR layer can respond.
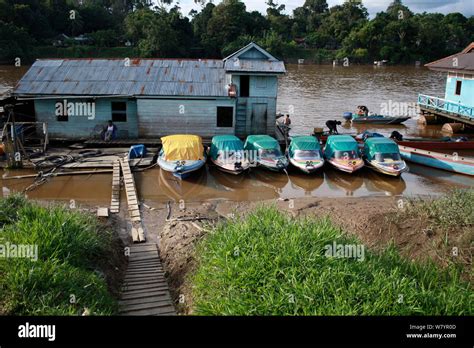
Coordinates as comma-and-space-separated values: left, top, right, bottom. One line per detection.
119, 157, 145, 243
110, 159, 120, 214
119, 243, 176, 316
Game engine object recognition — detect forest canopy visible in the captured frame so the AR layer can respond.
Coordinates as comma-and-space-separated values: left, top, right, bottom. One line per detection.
0, 0, 473, 64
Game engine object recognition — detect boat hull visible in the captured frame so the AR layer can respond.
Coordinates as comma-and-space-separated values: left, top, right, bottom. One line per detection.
327, 159, 364, 173
397, 140, 474, 151
254, 158, 289, 172
351, 116, 410, 124
289, 158, 324, 174
158, 156, 207, 179
399, 146, 474, 176
210, 158, 250, 175
365, 160, 407, 177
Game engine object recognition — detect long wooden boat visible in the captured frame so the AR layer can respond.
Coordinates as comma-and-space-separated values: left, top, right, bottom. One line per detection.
398, 146, 474, 176
352, 116, 410, 124
318, 133, 474, 151
396, 140, 474, 151
343, 112, 410, 124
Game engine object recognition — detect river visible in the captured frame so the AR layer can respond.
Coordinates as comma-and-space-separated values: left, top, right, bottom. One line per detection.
0, 64, 472, 203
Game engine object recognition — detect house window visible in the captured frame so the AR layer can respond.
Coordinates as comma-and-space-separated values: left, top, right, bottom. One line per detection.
112, 102, 127, 122
240, 75, 249, 97
455, 80, 462, 96
217, 107, 233, 127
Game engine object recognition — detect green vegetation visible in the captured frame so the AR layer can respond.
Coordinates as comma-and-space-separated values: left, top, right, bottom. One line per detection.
191, 206, 472, 315
399, 189, 473, 230
0, 195, 119, 315
0, 0, 473, 63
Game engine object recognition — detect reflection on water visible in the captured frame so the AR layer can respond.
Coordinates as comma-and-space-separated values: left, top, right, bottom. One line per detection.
0, 64, 472, 204
278, 65, 448, 138
2, 164, 471, 205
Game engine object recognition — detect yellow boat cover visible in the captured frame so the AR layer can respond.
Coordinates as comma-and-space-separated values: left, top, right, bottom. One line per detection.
161, 135, 204, 161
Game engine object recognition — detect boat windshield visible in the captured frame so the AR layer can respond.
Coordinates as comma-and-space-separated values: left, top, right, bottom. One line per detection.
259, 149, 282, 159
334, 150, 359, 160
375, 153, 401, 162
294, 150, 321, 160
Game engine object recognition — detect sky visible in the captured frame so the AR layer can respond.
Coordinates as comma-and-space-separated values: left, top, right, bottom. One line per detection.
173, 0, 474, 18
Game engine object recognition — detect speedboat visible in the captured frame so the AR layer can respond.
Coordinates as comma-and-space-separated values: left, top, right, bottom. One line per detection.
362, 137, 407, 176
323, 135, 364, 173
287, 136, 324, 174
209, 135, 250, 175
158, 134, 206, 179
244, 135, 288, 172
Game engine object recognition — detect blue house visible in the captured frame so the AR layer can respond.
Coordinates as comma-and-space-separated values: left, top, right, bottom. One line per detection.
418, 42, 474, 126
12, 43, 286, 140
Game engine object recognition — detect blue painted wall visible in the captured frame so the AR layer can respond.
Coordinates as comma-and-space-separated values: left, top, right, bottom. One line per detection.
232, 75, 278, 135
137, 98, 236, 137
34, 98, 138, 139
444, 76, 474, 107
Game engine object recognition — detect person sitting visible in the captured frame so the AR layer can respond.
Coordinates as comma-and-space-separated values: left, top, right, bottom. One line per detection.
356, 105, 369, 117
102, 120, 117, 141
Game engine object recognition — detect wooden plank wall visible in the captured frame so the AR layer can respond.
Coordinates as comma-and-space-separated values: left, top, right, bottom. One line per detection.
34, 98, 138, 139
137, 98, 236, 137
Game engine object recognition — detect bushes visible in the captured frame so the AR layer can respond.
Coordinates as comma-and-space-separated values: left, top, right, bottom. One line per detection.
0, 195, 118, 315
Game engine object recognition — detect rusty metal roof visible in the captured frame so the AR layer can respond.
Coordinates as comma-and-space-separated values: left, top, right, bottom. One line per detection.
13, 58, 230, 97
425, 42, 474, 73
224, 58, 286, 74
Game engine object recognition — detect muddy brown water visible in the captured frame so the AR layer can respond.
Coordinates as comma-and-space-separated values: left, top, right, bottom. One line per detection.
0, 64, 472, 204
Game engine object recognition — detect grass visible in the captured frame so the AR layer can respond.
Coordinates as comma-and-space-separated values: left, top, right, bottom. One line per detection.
0, 195, 119, 315
397, 189, 473, 230
191, 206, 473, 315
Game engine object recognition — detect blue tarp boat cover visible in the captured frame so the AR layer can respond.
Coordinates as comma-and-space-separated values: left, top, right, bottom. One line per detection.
129, 144, 146, 159
210, 135, 244, 160
288, 136, 321, 157
324, 135, 359, 158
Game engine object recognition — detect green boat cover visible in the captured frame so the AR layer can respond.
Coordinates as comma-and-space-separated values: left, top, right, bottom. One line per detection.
363, 137, 400, 161
244, 135, 280, 152
288, 136, 321, 157
209, 135, 244, 160
324, 135, 359, 158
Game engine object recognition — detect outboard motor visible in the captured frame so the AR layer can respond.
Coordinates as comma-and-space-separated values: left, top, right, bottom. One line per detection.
390, 131, 403, 141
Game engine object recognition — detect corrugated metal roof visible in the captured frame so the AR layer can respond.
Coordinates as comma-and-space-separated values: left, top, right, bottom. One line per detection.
14, 59, 230, 97
224, 58, 286, 74
425, 42, 474, 73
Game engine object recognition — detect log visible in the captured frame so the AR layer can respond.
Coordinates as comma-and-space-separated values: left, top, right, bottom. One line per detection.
441, 123, 464, 134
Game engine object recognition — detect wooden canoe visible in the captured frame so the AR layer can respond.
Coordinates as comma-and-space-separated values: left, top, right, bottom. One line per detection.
398, 146, 474, 176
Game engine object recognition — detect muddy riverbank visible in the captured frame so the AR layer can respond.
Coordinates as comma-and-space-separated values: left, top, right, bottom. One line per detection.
129, 193, 471, 314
